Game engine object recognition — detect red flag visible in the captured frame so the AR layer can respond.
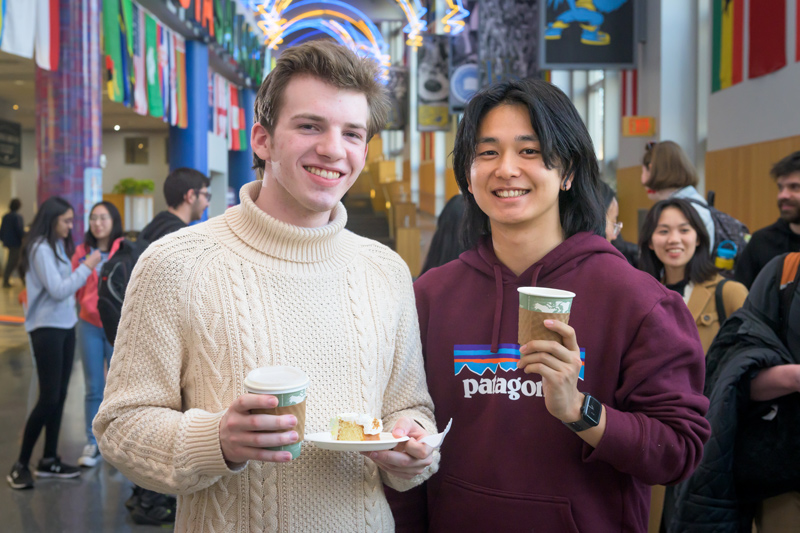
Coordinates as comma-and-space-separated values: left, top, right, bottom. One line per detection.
796, 0, 800, 63
748, 0, 786, 79
621, 69, 637, 117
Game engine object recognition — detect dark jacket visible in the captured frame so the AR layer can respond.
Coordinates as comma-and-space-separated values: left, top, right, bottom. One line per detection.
0, 211, 24, 248
411, 233, 711, 533
139, 211, 186, 243
669, 254, 800, 532
735, 219, 800, 289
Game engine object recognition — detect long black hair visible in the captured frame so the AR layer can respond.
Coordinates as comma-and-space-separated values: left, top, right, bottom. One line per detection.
84, 201, 123, 251
18, 196, 75, 277
638, 198, 718, 284
452, 77, 606, 249
421, 194, 468, 275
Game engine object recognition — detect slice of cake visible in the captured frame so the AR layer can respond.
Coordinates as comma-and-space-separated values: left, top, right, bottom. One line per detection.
330, 413, 383, 441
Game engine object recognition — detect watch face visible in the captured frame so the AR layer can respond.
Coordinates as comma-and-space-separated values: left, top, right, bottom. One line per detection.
583, 395, 602, 426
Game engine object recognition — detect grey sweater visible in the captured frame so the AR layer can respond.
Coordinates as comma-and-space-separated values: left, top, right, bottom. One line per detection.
24, 239, 92, 332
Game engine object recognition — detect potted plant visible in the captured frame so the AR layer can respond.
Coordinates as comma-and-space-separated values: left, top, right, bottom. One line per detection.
113, 178, 155, 232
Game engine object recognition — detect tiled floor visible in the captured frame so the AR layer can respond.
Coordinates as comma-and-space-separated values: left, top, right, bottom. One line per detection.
0, 209, 438, 532
0, 280, 159, 532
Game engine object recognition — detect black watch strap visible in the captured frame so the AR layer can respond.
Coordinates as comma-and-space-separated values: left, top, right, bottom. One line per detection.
563, 394, 602, 433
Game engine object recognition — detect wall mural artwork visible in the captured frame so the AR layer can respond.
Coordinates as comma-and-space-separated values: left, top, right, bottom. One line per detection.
449, 0, 478, 113
385, 67, 409, 131
418, 34, 450, 131
540, 0, 635, 69
478, 0, 539, 87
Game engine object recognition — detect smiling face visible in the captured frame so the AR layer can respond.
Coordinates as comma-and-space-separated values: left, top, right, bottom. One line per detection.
468, 103, 567, 235
252, 75, 370, 227
649, 206, 699, 274
777, 172, 800, 225
55, 209, 74, 240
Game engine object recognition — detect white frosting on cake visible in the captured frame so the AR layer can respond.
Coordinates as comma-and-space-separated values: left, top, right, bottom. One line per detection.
336, 412, 383, 435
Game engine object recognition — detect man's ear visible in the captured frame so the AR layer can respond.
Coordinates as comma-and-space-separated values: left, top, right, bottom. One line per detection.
252, 123, 271, 163
184, 188, 196, 206
363, 142, 369, 163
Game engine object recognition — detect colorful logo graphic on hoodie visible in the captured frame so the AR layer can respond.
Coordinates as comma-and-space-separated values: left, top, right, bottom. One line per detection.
454, 344, 585, 380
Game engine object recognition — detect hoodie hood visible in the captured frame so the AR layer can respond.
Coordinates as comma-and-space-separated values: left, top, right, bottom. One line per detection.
459, 232, 624, 352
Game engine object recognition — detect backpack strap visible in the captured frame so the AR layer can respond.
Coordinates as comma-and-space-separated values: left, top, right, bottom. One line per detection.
715, 278, 729, 324
777, 253, 800, 344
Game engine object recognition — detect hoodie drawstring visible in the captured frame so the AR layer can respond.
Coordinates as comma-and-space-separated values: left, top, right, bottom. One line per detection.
490, 262, 545, 354
530, 263, 543, 287
491, 264, 503, 354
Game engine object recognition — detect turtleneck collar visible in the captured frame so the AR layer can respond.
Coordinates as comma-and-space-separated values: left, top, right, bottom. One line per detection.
222, 181, 354, 266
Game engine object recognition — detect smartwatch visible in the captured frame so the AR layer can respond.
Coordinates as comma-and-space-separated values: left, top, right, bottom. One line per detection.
563, 394, 602, 433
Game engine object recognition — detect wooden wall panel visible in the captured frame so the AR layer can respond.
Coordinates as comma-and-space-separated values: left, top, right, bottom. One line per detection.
445, 168, 460, 201
616, 165, 651, 244
705, 135, 800, 233
419, 161, 437, 215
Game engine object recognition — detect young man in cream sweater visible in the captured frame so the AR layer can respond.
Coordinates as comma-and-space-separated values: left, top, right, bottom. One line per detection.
94, 41, 438, 532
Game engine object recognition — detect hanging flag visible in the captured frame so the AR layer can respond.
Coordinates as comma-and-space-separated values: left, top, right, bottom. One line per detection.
131, 4, 148, 115
748, 0, 786, 79
228, 85, 240, 150
169, 30, 178, 126
208, 70, 214, 133
621, 69, 637, 116
158, 24, 170, 123
145, 14, 162, 118
174, 33, 188, 128
238, 106, 246, 150
711, 0, 744, 92
1, 0, 36, 59
34, 0, 59, 71
215, 74, 228, 139
103, 0, 124, 102
121, 0, 134, 104
0, 0, 6, 46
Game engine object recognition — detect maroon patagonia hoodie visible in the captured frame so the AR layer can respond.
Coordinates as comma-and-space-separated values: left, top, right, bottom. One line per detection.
412, 233, 711, 533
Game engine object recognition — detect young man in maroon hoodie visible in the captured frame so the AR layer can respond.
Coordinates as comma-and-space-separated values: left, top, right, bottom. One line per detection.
396, 79, 712, 532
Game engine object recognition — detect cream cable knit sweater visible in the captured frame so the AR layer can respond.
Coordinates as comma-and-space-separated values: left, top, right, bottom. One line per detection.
95, 181, 438, 533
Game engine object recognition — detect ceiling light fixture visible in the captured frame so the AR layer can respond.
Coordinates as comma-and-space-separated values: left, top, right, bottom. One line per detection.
12, 104, 19, 110
114, 125, 121, 131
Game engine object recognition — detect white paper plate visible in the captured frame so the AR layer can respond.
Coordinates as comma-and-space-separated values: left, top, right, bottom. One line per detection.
305, 432, 409, 452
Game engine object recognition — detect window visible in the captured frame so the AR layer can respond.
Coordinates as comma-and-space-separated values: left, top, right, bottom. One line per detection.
587, 70, 605, 163
124, 137, 149, 165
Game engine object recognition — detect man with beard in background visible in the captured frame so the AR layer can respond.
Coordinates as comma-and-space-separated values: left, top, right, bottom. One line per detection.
735, 152, 800, 289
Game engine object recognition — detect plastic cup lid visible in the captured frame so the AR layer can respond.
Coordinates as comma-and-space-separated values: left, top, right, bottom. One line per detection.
517, 287, 575, 299
244, 366, 310, 395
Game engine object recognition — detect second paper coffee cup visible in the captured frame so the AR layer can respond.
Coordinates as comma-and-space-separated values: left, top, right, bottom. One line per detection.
244, 366, 310, 459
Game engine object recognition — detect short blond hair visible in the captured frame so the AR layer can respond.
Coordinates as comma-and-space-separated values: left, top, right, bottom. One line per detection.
252, 41, 389, 171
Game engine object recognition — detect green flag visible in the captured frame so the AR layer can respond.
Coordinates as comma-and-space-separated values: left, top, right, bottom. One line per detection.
102, 0, 124, 102
145, 14, 163, 118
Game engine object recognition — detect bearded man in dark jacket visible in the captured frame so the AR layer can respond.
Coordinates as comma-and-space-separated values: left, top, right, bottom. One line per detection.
669, 253, 800, 533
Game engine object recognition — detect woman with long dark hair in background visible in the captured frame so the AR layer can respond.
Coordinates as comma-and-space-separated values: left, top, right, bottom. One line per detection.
71, 201, 124, 468
7, 197, 101, 490
639, 198, 748, 354
420, 194, 468, 275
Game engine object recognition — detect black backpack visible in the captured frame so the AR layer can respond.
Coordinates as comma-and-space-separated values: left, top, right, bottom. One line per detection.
97, 238, 150, 345
686, 196, 750, 273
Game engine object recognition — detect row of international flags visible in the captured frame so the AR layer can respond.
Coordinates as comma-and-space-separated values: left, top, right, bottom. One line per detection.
102, 0, 248, 148
0, 0, 61, 71
711, 0, 800, 92
103, 0, 189, 127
